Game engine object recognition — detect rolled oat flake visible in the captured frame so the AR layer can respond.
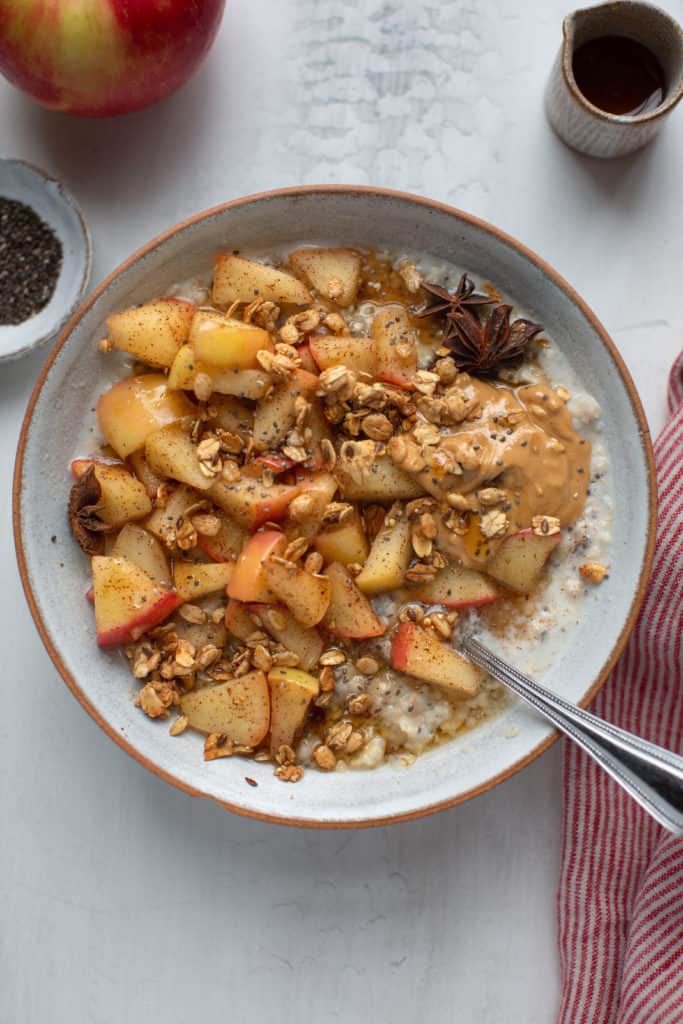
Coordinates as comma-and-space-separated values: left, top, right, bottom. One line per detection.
0, 197, 63, 325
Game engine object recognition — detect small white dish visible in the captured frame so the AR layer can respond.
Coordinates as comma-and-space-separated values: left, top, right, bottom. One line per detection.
0, 159, 91, 362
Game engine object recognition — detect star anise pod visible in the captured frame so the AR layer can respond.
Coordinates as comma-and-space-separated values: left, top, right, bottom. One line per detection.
415, 272, 494, 324
68, 465, 115, 555
446, 303, 544, 375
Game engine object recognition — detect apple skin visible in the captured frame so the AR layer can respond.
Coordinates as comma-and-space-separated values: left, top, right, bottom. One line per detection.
0, 0, 225, 117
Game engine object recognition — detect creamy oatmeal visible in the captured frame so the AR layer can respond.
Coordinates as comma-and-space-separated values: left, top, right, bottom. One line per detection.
67, 246, 610, 780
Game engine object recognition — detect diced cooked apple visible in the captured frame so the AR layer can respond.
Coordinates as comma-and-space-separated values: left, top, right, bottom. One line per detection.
255, 452, 296, 475
145, 422, 212, 491
305, 397, 334, 469
98, 374, 195, 459
289, 247, 361, 307
127, 449, 165, 499
413, 563, 499, 608
91, 555, 180, 646
309, 332, 376, 375
313, 509, 369, 565
227, 531, 286, 603
335, 440, 424, 501
174, 613, 227, 652
209, 395, 254, 439
268, 666, 319, 754
143, 485, 202, 547
262, 558, 331, 627
224, 599, 259, 641
248, 604, 323, 671
391, 623, 481, 697
180, 670, 270, 746
290, 471, 338, 539
355, 505, 412, 595
71, 459, 152, 527
296, 342, 319, 374
196, 511, 248, 563
173, 561, 233, 602
252, 369, 319, 452
189, 310, 272, 369
213, 253, 312, 306
210, 477, 300, 530
106, 298, 195, 368
322, 562, 385, 638
111, 523, 171, 586
167, 344, 271, 400
372, 306, 418, 388
485, 529, 562, 594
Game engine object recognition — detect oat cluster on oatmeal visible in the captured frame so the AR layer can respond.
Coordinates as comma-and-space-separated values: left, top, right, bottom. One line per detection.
68, 246, 604, 782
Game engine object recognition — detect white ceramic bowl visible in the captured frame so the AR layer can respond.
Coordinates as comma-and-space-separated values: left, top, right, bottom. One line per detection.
0, 159, 91, 362
13, 187, 656, 828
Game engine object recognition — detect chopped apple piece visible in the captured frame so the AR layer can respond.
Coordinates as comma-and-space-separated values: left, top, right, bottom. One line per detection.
210, 477, 300, 530
227, 531, 286, 603
180, 670, 270, 746
127, 449, 164, 499
290, 471, 338, 539
97, 374, 195, 459
268, 666, 319, 754
413, 563, 499, 607
485, 529, 562, 594
248, 604, 323, 671
111, 523, 171, 586
391, 623, 481, 697
167, 345, 271, 400
196, 511, 248, 563
173, 561, 233, 602
213, 253, 312, 306
174, 614, 227, 652
145, 422, 212, 491
71, 459, 152, 527
262, 558, 331, 627
289, 247, 361, 307
252, 369, 319, 452
309, 333, 375, 375
143, 485, 202, 546
189, 310, 272, 369
372, 306, 418, 388
224, 599, 259, 641
296, 342, 319, 374
313, 509, 369, 565
322, 562, 385, 638
255, 452, 296, 475
355, 505, 412, 595
106, 298, 195, 368
91, 555, 180, 646
209, 395, 253, 439
335, 440, 424, 501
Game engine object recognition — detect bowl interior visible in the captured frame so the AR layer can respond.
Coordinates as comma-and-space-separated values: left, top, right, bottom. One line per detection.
15, 189, 653, 826
0, 159, 91, 362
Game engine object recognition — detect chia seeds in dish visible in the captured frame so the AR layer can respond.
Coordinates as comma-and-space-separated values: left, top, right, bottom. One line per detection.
0, 197, 63, 325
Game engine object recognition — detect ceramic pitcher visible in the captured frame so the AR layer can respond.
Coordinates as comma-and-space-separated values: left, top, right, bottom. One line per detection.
545, 0, 683, 158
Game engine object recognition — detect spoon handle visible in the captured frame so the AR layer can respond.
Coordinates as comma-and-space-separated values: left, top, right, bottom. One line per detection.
462, 637, 683, 836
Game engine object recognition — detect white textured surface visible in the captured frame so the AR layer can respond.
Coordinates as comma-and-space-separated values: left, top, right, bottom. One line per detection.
1, 1, 682, 1021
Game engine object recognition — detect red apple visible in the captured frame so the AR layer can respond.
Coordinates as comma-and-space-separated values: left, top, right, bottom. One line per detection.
391, 623, 481, 697
0, 0, 225, 117
227, 531, 286, 603
92, 555, 180, 646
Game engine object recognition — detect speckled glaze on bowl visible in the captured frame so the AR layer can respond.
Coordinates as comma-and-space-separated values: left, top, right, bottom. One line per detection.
0, 159, 91, 362
13, 186, 656, 828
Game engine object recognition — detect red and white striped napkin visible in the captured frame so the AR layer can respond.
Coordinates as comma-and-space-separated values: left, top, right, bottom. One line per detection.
558, 352, 683, 1024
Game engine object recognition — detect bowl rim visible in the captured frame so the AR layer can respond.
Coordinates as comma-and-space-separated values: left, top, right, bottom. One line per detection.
12, 184, 658, 829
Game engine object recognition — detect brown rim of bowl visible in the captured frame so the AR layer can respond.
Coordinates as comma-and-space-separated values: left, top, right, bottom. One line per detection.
12, 184, 658, 830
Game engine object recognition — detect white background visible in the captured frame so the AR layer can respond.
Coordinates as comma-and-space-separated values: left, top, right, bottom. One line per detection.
1, 2, 682, 1021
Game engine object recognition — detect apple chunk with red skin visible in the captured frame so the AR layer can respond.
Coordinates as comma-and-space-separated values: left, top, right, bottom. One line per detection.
98, 374, 195, 459
391, 623, 481, 698
180, 671, 270, 747
173, 562, 233, 602
106, 298, 195, 368
227, 531, 286, 603
268, 667, 319, 755
111, 523, 171, 586
485, 529, 562, 595
92, 555, 180, 646
322, 562, 385, 639
210, 477, 300, 530
196, 512, 248, 563
413, 563, 499, 608
262, 558, 332, 628
71, 459, 152, 527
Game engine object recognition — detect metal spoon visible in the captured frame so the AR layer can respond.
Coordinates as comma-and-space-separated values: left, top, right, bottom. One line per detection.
461, 636, 683, 836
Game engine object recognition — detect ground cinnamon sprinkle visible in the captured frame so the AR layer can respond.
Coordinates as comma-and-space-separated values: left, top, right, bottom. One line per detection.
0, 197, 63, 325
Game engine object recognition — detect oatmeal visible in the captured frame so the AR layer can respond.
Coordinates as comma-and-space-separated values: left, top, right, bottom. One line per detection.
67, 245, 610, 780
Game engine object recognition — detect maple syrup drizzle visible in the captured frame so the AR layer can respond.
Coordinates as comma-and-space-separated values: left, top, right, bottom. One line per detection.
572, 35, 665, 115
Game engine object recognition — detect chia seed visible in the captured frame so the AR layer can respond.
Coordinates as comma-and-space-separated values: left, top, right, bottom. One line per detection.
0, 197, 63, 325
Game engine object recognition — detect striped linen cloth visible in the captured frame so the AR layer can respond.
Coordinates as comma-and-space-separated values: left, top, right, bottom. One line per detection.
558, 352, 683, 1024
